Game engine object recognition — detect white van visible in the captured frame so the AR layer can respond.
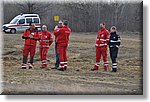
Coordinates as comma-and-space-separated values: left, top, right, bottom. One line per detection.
3, 14, 41, 34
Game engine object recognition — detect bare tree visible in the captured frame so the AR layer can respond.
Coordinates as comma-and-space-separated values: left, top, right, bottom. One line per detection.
15, 0, 51, 15
3, 1, 143, 32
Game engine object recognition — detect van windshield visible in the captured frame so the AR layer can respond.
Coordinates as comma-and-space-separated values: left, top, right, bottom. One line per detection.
10, 19, 18, 24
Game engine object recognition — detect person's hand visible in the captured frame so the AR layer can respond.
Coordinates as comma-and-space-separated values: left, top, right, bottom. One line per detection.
29, 34, 33, 38
54, 26, 58, 30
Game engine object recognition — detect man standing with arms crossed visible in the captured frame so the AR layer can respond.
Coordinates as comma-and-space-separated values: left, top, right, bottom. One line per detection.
92, 23, 110, 71
109, 26, 121, 72
21, 23, 40, 69
54, 20, 71, 71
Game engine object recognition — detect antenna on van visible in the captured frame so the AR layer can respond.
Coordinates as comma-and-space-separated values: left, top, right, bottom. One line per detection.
20, 13, 23, 16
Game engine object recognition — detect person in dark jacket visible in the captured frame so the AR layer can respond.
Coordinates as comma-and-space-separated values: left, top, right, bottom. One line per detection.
109, 26, 121, 72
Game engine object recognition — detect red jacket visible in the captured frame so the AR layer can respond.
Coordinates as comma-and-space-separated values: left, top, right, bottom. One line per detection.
54, 26, 71, 45
22, 29, 40, 46
96, 28, 110, 47
54, 26, 62, 39
39, 31, 53, 48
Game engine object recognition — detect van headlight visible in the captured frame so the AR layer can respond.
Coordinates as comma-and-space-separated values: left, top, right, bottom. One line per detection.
3, 26, 8, 30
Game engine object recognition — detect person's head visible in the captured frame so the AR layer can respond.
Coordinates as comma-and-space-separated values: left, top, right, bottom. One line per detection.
58, 20, 63, 28
29, 23, 35, 30
42, 25, 47, 32
63, 20, 68, 26
100, 23, 105, 29
110, 26, 117, 32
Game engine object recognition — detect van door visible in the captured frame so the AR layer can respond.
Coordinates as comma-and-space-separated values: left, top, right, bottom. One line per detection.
17, 19, 25, 32
24, 18, 33, 30
33, 18, 41, 30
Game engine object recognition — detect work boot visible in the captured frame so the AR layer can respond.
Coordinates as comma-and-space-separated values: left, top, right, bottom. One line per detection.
64, 66, 67, 70
41, 63, 48, 69
64, 62, 67, 70
91, 64, 99, 71
57, 62, 65, 71
40, 65, 47, 69
112, 63, 117, 72
112, 68, 117, 72
28, 63, 34, 69
51, 66, 59, 69
21, 63, 27, 69
104, 66, 109, 71
57, 67, 65, 71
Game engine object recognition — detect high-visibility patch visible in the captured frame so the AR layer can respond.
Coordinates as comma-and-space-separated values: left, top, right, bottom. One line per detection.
60, 62, 65, 64
104, 62, 108, 66
64, 62, 68, 64
113, 63, 117, 65
112, 66, 117, 68
110, 40, 121, 42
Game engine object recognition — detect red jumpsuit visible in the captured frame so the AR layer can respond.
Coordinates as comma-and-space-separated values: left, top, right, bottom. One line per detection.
22, 29, 40, 64
94, 28, 110, 70
54, 26, 71, 70
39, 31, 53, 68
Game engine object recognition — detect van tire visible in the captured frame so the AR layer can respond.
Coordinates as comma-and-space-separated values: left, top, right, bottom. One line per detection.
10, 29, 16, 34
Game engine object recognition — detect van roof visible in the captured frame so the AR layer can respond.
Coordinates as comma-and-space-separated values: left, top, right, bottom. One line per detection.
15, 14, 40, 19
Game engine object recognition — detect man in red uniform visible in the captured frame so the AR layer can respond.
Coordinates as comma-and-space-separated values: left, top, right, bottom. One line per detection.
52, 20, 63, 69
54, 20, 71, 71
92, 23, 110, 71
39, 25, 53, 68
22, 23, 40, 69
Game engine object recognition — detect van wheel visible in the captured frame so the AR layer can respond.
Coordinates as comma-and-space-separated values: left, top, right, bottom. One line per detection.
10, 29, 16, 34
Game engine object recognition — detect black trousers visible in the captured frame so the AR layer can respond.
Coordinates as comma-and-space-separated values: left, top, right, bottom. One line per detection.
109, 47, 119, 64
23, 56, 34, 64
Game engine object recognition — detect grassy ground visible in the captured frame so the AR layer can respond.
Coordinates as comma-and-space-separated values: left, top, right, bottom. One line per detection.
2, 32, 142, 95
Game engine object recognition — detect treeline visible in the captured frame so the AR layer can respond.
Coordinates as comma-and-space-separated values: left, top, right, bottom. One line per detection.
3, 1, 143, 32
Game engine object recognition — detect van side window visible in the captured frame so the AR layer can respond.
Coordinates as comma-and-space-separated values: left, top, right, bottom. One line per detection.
18, 19, 25, 24
33, 18, 39, 23
26, 18, 32, 24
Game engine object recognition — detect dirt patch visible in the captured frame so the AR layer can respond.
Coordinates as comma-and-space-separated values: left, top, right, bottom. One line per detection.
2, 32, 143, 95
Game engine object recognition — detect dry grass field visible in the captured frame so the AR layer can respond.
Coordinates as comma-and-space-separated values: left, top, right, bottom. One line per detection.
1, 32, 142, 95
